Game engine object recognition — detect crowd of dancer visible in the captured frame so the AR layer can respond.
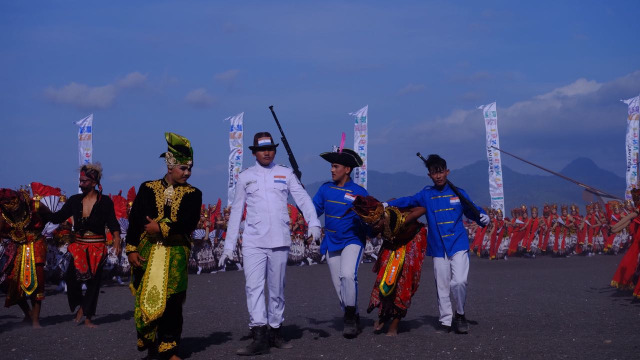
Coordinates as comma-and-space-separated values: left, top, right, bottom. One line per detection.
463, 201, 635, 260
188, 203, 383, 274
2, 130, 639, 360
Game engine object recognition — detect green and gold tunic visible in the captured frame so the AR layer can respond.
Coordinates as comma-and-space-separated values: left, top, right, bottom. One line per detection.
127, 178, 201, 356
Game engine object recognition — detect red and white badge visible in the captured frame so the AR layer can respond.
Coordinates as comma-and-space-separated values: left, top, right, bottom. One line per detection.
449, 197, 460, 205
344, 193, 356, 202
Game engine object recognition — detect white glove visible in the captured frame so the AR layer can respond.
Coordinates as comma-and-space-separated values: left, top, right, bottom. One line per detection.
479, 213, 490, 226
308, 226, 322, 242
218, 249, 234, 268
382, 202, 389, 209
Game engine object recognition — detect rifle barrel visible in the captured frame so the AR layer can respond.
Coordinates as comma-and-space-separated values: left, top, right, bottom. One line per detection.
269, 105, 303, 181
491, 146, 622, 200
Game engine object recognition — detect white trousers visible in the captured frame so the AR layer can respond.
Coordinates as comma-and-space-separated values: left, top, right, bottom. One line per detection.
326, 244, 363, 311
433, 250, 469, 326
242, 246, 289, 328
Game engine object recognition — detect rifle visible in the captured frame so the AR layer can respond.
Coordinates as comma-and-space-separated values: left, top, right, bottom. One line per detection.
416, 152, 482, 220
491, 146, 622, 200
269, 105, 302, 181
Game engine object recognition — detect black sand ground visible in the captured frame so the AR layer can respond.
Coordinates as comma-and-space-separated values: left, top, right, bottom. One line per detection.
1, 254, 639, 359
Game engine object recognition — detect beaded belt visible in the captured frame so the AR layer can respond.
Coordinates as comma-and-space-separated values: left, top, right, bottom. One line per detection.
75, 232, 106, 243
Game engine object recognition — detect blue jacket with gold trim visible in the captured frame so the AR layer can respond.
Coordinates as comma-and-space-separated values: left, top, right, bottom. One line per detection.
388, 183, 485, 258
313, 180, 369, 253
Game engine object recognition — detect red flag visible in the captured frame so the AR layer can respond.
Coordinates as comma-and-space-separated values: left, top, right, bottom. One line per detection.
110, 193, 128, 219
30, 182, 61, 197
127, 186, 136, 204
210, 198, 222, 224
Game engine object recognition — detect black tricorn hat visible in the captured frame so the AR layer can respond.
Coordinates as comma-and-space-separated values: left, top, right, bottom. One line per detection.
248, 132, 280, 151
319, 148, 363, 168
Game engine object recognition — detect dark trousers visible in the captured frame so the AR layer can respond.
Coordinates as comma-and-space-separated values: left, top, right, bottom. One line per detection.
65, 260, 104, 317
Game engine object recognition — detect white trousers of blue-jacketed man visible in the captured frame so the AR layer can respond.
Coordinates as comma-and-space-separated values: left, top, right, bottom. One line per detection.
326, 244, 363, 312
433, 249, 469, 326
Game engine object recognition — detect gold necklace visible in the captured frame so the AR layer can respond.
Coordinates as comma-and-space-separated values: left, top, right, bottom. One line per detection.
1, 208, 31, 244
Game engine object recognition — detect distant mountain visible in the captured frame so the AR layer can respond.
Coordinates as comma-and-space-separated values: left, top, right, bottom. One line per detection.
305, 158, 625, 212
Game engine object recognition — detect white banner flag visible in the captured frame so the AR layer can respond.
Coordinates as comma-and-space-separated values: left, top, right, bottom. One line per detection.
226, 112, 244, 206
478, 102, 505, 213
75, 114, 93, 166
349, 105, 368, 189
623, 95, 640, 200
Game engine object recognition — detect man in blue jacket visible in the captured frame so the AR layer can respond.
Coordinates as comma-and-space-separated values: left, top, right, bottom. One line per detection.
313, 148, 369, 338
386, 154, 489, 334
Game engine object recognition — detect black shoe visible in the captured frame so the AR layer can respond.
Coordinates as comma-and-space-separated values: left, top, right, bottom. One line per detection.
436, 323, 452, 333
237, 325, 270, 356
453, 313, 469, 334
269, 326, 293, 349
343, 306, 359, 339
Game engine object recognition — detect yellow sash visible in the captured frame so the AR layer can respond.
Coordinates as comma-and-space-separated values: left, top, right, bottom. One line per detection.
20, 242, 37, 296
140, 243, 170, 323
379, 245, 406, 297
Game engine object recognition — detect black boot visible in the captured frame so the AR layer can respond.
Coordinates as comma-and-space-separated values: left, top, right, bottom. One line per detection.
343, 306, 359, 339
453, 313, 469, 334
269, 326, 293, 349
237, 325, 270, 356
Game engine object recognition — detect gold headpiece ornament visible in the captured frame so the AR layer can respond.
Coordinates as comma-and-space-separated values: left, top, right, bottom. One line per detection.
350, 195, 419, 244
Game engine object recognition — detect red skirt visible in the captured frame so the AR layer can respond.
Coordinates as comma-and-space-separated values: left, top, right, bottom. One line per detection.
67, 239, 107, 281
611, 230, 640, 289
367, 227, 427, 319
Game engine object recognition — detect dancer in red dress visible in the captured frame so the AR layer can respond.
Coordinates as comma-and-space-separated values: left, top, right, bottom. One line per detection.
0, 188, 49, 328
570, 205, 586, 255
539, 205, 552, 254
490, 209, 506, 260
525, 206, 540, 255
350, 196, 428, 336
508, 205, 530, 256
611, 190, 640, 296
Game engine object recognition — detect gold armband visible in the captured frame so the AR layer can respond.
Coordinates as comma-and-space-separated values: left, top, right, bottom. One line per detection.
159, 222, 170, 239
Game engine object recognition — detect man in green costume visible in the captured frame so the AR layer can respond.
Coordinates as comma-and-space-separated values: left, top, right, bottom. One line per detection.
127, 133, 202, 360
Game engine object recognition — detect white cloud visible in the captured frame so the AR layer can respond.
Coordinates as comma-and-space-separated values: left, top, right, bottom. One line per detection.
403, 71, 640, 143
44, 82, 117, 109
185, 88, 216, 108
214, 69, 240, 82
44, 71, 148, 109
398, 83, 425, 96
535, 78, 602, 100
378, 70, 640, 174
117, 72, 148, 88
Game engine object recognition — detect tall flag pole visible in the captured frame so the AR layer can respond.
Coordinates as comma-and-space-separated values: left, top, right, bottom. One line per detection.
622, 95, 640, 200
226, 112, 244, 206
75, 114, 93, 166
478, 102, 505, 213
349, 105, 368, 189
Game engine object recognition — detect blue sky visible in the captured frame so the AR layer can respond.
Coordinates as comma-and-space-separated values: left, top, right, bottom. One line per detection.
2, 1, 640, 203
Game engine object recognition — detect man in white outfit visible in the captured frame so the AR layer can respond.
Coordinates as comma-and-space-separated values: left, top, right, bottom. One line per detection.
219, 132, 321, 356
